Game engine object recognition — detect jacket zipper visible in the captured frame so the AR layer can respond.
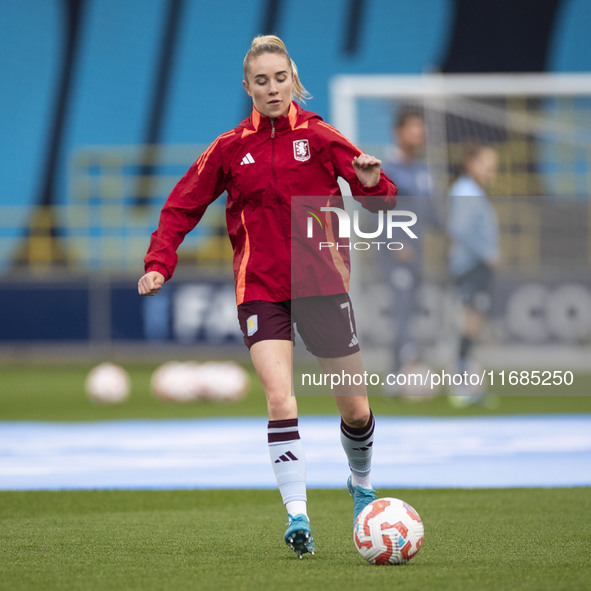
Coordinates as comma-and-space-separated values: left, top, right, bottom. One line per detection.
270, 121, 290, 244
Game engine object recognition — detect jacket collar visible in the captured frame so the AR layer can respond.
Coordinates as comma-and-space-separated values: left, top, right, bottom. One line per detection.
241, 102, 312, 138
251, 101, 299, 131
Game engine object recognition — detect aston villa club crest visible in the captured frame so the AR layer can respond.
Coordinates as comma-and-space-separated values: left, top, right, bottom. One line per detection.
247, 314, 258, 336
293, 139, 311, 162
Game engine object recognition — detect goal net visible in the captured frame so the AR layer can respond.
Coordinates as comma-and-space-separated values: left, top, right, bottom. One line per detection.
329, 73, 591, 373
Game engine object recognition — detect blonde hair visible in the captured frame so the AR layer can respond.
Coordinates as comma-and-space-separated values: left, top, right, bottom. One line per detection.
243, 35, 311, 103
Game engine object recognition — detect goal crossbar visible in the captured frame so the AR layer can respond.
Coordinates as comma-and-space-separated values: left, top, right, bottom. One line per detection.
330, 73, 591, 143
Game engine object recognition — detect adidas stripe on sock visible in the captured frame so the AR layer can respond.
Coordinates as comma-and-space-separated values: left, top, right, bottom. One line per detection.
268, 418, 307, 515
340, 410, 375, 489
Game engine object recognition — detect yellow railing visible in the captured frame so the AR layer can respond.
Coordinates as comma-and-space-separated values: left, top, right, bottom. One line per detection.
0, 143, 588, 275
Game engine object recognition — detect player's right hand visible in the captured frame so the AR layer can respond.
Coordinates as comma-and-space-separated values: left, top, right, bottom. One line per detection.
138, 271, 165, 296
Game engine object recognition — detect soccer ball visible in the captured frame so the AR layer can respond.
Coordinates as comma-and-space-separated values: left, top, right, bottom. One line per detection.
85, 362, 130, 404
150, 360, 250, 403
197, 361, 250, 402
398, 362, 437, 401
151, 361, 200, 403
354, 497, 424, 565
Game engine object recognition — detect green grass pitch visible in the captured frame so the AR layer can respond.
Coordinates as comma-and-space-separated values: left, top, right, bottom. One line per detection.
1, 363, 590, 589
1, 363, 591, 421
0, 488, 589, 591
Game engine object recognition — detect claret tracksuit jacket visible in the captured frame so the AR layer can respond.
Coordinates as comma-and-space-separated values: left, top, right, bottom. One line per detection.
144, 101, 398, 304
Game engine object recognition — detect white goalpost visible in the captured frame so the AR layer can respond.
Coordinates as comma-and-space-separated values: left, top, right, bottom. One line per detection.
331, 72, 591, 141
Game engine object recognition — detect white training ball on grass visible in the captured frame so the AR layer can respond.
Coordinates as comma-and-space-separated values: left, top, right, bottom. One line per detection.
85, 362, 130, 404
151, 361, 200, 403
197, 361, 250, 402
397, 362, 436, 401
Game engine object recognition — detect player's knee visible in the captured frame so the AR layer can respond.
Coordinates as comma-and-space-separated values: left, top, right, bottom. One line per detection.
341, 411, 371, 429
266, 389, 295, 418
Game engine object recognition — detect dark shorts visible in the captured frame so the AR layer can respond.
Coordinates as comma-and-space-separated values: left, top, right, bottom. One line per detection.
237, 294, 360, 358
455, 263, 494, 314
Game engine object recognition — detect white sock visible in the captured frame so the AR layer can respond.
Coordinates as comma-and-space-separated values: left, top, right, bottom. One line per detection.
340, 411, 375, 489
268, 418, 307, 517
285, 500, 308, 518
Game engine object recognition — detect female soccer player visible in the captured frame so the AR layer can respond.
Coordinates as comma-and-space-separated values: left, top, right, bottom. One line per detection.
138, 35, 397, 558
448, 142, 500, 407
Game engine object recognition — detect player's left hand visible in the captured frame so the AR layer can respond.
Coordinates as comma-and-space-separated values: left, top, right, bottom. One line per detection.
352, 153, 382, 188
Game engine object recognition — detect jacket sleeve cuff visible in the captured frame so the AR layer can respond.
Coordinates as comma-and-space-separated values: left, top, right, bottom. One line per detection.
144, 263, 170, 281
353, 176, 397, 212
359, 176, 388, 194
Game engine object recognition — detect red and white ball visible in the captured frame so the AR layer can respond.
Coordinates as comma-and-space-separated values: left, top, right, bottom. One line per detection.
85, 362, 130, 404
354, 497, 424, 565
